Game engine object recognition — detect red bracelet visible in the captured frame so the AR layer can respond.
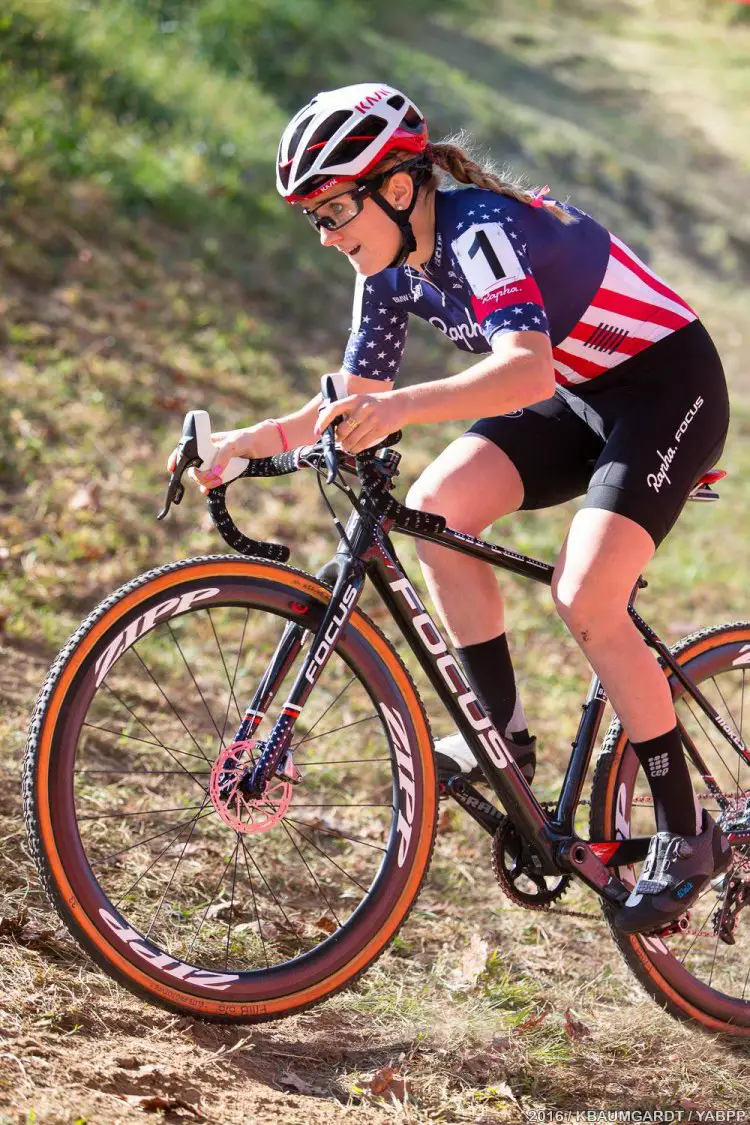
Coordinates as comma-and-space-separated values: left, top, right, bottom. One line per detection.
265, 418, 289, 453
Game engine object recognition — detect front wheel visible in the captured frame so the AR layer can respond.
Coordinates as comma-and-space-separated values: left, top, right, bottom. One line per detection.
591, 621, 750, 1035
24, 555, 437, 1023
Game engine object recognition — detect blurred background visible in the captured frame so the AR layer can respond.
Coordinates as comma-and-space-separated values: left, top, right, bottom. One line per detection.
1, 1, 750, 1116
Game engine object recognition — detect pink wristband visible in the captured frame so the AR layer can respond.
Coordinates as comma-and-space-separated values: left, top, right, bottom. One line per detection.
265, 418, 289, 453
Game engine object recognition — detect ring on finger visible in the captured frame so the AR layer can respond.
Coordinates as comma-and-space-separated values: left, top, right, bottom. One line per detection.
347, 416, 360, 430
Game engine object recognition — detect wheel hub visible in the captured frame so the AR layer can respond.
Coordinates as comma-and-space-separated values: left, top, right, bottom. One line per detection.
209, 739, 293, 834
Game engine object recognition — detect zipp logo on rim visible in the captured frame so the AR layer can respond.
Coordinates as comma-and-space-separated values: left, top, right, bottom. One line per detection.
379, 704, 416, 867
100, 909, 239, 990
94, 587, 220, 686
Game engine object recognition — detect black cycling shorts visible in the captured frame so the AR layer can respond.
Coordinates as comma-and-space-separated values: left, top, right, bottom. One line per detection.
468, 319, 730, 547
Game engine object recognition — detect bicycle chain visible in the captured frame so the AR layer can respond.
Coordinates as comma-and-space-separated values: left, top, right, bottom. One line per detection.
491, 807, 580, 916
490, 804, 742, 936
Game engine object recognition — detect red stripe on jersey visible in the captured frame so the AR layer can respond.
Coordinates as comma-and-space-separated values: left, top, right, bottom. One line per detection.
609, 240, 696, 316
594, 288, 692, 331
471, 276, 544, 321
552, 346, 610, 380
552, 366, 576, 388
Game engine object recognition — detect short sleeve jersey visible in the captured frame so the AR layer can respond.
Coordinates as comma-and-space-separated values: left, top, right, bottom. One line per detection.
342, 186, 696, 389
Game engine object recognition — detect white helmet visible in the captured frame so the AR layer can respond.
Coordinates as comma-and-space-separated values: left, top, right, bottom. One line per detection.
276, 82, 429, 202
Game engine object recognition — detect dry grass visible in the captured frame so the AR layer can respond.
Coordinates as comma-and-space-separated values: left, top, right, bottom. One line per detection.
3, 0, 750, 1121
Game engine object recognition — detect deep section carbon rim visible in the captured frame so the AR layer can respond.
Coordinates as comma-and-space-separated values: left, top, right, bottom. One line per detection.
594, 623, 750, 1032
26, 558, 436, 1020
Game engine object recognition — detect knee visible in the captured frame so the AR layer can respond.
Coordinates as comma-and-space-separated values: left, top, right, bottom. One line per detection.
552, 574, 625, 640
405, 476, 480, 535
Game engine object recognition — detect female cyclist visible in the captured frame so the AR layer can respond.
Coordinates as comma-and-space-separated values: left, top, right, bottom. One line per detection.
175, 82, 733, 935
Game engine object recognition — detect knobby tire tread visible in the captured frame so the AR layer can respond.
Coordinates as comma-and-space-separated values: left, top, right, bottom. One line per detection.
590, 620, 750, 1035
23, 554, 437, 1024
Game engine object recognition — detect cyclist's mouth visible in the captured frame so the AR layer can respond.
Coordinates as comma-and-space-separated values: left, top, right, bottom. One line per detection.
344, 244, 362, 259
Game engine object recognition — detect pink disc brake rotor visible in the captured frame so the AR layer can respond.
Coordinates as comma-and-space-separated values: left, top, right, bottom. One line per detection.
209, 740, 293, 834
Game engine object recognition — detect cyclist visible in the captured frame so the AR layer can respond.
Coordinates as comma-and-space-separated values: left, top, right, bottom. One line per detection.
176, 82, 732, 935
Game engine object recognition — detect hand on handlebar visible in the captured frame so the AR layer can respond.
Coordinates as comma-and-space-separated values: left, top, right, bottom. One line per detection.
166, 421, 279, 494
314, 390, 405, 455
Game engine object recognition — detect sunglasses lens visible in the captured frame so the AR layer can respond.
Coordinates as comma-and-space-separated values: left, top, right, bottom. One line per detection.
306, 191, 362, 231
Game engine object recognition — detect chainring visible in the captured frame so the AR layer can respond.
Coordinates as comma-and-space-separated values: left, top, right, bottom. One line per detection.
491, 817, 571, 910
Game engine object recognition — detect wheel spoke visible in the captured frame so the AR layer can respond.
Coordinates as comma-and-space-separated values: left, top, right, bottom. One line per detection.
211, 606, 249, 745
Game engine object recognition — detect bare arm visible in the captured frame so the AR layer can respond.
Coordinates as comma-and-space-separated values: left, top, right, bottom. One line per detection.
391, 331, 554, 426
314, 331, 556, 451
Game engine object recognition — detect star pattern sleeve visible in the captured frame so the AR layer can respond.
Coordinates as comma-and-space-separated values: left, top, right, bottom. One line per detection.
342, 274, 408, 382
450, 214, 550, 343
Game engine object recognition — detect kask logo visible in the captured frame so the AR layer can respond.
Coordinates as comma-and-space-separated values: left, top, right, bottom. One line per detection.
354, 87, 391, 115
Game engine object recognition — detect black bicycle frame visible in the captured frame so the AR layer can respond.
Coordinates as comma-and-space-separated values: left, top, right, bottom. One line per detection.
234, 485, 749, 909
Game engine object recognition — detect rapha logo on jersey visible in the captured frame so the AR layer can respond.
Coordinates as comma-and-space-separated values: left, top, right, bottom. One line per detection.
379, 704, 416, 866
428, 314, 483, 349
94, 587, 220, 686
304, 583, 358, 685
646, 396, 704, 492
387, 576, 511, 771
732, 644, 750, 669
100, 909, 239, 990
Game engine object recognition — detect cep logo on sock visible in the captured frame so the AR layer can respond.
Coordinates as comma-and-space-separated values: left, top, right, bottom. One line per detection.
675, 880, 694, 899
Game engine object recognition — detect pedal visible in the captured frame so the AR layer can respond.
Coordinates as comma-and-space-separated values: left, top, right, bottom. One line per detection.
653, 912, 690, 937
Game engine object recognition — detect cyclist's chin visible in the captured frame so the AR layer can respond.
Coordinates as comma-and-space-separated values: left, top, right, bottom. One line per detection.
345, 247, 393, 277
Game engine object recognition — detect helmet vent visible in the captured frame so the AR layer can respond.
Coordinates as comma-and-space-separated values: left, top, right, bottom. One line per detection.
321, 114, 387, 169
387, 94, 405, 110
287, 114, 315, 160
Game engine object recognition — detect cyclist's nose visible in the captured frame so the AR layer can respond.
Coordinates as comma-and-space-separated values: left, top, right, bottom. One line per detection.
319, 225, 343, 248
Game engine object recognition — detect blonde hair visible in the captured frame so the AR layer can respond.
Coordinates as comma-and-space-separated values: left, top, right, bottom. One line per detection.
379, 133, 575, 225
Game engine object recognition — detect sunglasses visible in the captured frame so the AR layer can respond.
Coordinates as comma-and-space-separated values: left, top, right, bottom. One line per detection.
301, 157, 426, 233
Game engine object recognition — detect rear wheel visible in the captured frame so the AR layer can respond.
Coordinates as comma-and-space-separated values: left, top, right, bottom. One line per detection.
591, 622, 750, 1034
24, 555, 437, 1022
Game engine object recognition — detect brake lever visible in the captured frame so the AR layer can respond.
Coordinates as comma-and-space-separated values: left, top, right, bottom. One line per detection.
157, 450, 198, 520
157, 409, 212, 520
319, 373, 346, 485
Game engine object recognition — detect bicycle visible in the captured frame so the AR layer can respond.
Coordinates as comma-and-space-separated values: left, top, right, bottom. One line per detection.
23, 382, 750, 1033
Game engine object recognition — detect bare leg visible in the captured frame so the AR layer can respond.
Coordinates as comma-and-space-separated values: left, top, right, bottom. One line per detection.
405, 434, 524, 646
552, 507, 674, 740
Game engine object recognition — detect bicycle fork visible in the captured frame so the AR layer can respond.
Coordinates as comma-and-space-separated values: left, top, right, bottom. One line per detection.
227, 554, 366, 795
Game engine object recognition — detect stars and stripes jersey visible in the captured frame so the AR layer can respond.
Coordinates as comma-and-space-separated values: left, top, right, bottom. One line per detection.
341, 185, 696, 390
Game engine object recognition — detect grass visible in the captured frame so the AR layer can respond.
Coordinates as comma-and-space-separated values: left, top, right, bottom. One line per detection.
2, 0, 750, 1120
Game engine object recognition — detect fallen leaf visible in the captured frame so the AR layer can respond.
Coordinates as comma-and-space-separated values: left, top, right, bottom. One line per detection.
437, 807, 456, 834
563, 1007, 591, 1040
517, 1007, 551, 1032
490, 1081, 518, 1103
314, 915, 337, 934
119, 1093, 203, 1119
0, 907, 28, 938
205, 900, 238, 921
447, 932, 489, 990
368, 1066, 408, 1103
278, 1067, 327, 1095
69, 482, 102, 512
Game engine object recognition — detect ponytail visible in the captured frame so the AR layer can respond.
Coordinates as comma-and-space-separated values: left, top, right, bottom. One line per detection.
427, 132, 575, 225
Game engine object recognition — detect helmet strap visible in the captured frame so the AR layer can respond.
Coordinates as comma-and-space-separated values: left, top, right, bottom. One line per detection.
368, 188, 419, 268
364, 155, 431, 268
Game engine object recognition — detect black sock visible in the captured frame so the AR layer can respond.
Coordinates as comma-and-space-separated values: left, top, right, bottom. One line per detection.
632, 726, 698, 836
455, 633, 530, 742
